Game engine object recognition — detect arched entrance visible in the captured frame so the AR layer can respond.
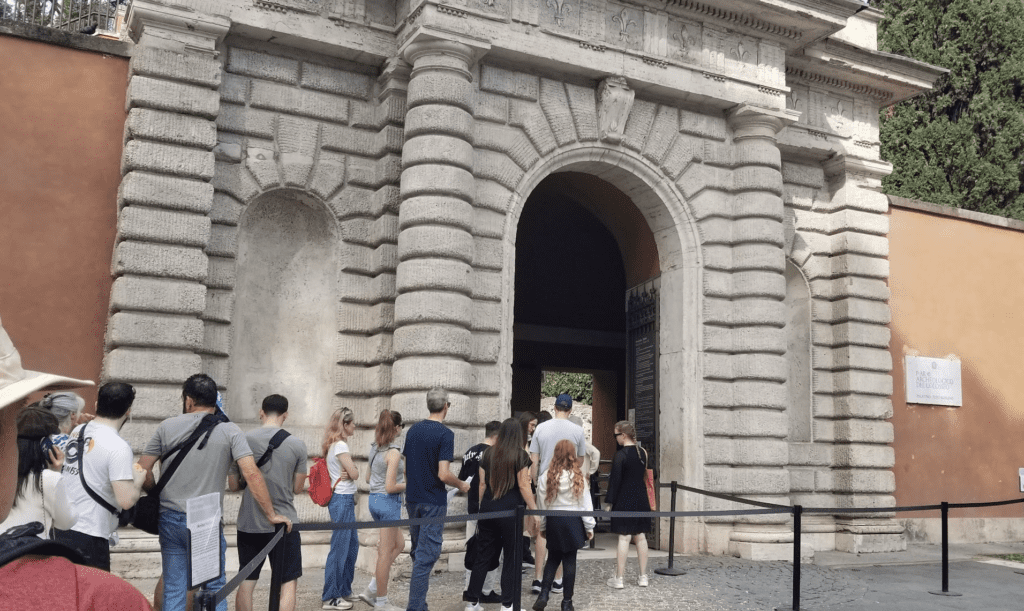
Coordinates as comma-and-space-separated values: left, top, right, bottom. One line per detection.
499, 147, 705, 553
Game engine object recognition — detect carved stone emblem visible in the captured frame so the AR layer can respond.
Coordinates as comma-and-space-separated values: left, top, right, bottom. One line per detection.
597, 76, 634, 144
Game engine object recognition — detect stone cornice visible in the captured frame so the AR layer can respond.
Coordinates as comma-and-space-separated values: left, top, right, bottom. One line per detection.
127, 0, 230, 53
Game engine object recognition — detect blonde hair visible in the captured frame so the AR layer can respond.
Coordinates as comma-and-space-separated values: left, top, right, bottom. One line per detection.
614, 420, 636, 441
322, 407, 354, 457
544, 439, 585, 504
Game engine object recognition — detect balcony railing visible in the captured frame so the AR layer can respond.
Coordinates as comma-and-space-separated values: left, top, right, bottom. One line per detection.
0, 0, 128, 35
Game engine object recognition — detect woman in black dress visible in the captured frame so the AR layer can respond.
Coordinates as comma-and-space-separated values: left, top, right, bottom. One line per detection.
465, 418, 538, 611
604, 420, 651, 589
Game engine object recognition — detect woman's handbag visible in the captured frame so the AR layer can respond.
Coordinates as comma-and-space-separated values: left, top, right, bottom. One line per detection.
641, 447, 656, 510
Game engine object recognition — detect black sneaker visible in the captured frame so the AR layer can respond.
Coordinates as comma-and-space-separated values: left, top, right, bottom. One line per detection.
550, 580, 563, 594
531, 580, 542, 594
481, 591, 502, 604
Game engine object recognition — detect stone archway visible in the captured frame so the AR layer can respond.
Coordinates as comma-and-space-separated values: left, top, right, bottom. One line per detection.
500, 144, 705, 553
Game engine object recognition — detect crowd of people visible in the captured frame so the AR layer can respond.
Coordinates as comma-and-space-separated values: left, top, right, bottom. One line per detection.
0, 314, 655, 611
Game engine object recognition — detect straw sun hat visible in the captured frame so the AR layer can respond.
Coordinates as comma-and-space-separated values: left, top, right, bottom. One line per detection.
0, 315, 93, 411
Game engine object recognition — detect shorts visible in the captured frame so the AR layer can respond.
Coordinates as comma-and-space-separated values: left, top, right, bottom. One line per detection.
369, 492, 402, 522
237, 529, 303, 583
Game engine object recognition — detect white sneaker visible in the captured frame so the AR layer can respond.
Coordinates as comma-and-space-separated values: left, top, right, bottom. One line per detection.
606, 576, 624, 589
375, 605, 404, 611
358, 587, 377, 606
465, 603, 483, 611
323, 599, 354, 610
638, 574, 649, 587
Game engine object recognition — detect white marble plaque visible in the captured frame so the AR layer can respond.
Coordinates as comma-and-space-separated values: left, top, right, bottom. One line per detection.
905, 356, 962, 407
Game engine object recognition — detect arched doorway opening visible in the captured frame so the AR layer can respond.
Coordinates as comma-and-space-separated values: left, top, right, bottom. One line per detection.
510, 171, 659, 477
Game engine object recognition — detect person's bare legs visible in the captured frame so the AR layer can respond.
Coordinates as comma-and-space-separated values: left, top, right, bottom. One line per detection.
279, 580, 297, 611
533, 529, 546, 582
616, 535, 630, 579
235, 580, 257, 611
634, 534, 649, 577
376, 526, 403, 598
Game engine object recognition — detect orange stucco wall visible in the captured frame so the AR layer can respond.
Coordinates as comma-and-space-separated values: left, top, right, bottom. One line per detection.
0, 35, 128, 407
889, 204, 1024, 517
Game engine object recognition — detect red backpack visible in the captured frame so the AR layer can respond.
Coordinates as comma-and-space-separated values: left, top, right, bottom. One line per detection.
308, 457, 341, 507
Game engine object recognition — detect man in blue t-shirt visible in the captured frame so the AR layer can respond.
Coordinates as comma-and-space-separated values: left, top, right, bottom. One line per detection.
402, 387, 470, 611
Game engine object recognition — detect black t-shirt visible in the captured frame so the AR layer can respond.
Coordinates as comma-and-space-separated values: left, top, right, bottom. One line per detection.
459, 442, 490, 514
480, 447, 532, 512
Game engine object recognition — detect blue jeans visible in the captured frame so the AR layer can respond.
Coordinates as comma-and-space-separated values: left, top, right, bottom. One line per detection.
159, 509, 227, 611
369, 493, 402, 522
406, 502, 446, 611
323, 494, 358, 601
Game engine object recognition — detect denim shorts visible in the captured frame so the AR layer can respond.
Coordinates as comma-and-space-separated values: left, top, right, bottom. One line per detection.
369, 493, 402, 522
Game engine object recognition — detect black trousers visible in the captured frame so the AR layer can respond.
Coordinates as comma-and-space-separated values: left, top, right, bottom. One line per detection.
540, 547, 578, 601
52, 528, 110, 571
467, 515, 519, 607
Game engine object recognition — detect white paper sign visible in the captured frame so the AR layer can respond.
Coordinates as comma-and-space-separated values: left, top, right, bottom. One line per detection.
905, 356, 962, 407
187, 493, 222, 589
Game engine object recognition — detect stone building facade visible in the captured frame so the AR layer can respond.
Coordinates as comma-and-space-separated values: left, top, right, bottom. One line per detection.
107, 0, 943, 563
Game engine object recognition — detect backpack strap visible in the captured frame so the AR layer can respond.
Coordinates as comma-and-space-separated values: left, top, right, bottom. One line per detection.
152, 413, 225, 497
255, 429, 291, 469
76, 424, 121, 517
0, 523, 85, 567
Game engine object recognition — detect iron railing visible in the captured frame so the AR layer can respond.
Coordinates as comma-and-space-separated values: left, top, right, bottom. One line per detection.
0, 0, 128, 35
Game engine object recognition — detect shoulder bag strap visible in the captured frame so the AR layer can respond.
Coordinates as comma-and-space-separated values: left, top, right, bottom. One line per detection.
256, 429, 291, 468
151, 414, 222, 497
76, 424, 121, 517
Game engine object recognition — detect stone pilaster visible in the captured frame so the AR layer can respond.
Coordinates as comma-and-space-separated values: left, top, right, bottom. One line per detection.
106, 1, 229, 450
719, 104, 801, 560
821, 154, 905, 553
392, 33, 488, 427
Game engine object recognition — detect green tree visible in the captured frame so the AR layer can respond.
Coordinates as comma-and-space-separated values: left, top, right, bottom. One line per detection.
541, 371, 593, 405
876, 0, 1024, 218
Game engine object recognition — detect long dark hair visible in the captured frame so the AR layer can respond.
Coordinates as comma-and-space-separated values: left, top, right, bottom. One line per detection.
488, 418, 525, 499
516, 411, 536, 445
374, 409, 402, 447
15, 408, 59, 501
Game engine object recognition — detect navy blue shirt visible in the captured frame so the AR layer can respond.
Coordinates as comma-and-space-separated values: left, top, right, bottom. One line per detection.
403, 419, 455, 506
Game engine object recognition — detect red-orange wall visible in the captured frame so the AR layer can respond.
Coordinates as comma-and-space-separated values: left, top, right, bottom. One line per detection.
889, 202, 1024, 517
0, 34, 127, 408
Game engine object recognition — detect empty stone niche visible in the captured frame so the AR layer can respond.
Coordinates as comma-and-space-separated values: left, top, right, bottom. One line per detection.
227, 190, 338, 426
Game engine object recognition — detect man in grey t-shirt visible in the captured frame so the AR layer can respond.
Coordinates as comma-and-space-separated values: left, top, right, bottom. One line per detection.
138, 374, 290, 611
228, 394, 308, 611
529, 394, 586, 479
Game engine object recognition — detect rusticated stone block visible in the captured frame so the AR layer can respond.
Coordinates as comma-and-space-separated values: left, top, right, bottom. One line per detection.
473, 364, 501, 395
680, 108, 727, 141
340, 303, 395, 335
395, 259, 473, 294
471, 301, 502, 332
309, 151, 347, 202
704, 408, 786, 438
643, 105, 678, 164
108, 312, 203, 350
827, 321, 890, 348
104, 348, 202, 384
339, 215, 399, 248
474, 91, 509, 124
394, 291, 472, 326
122, 140, 215, 181
110, 276, 205, 316
118, 172, 213, 214
538, 79, 576, 146
128, 76, 219, 119
509, 100, 556, 156
113, 241, 208, 281
825, 395, 893, 420
399, 196, 474, 231
834, 210, 889, 236
251, 80, 349, 124
220, 74, 249, 104
405, 105, 474, 141
126, 109, 217, 150
471, 270, 502, 301
703, 326, 785, 355
474, 150, 524, 191
480, 65, 539, 101
128, 384, 186, 421
733, 167, 783, 195
390, 357, 472, 393
131, 46, 221, 87
622, 99, 657, 152
734, 192, 784, 220
473, 123, 539, 171
475, 180, 513, 214
823, 298, 890, 325
227, 47, 299, 84
813, 345, 892, 372
394, 324, 472, 359
660, 134, 701, 179
705, 466, 789, 495
202, 320, 231, 356
206, 224, 237, 257
782, 162, 825, 189
733, 243, 785, 271
401, 165, 475, 202
703, 297, 785, 327
733, 218, 785, 246
216, 105, 276, 138
402, 135, 474, 171
340, 273, 396, 305
473, 209, 505, 239
397, 226, 474, 263
832, 422, 895, 447
470, 333, 500, 363
830, 254, 889, 279
118, 207, 210, 248
705, 438, 788, 467
704, 379, 787, 409
210, 193, 245, 226
679, 165, 733, 200
336, 332, 394, 366
729, 270, 785, 299
789, 443, 831, 467
202, 355, 230, 386
408, 74, 474, 112
301, 63, 373, 99
831, 469, 895, 494
206, 255, 236, 290
472, 238, 503, 271
830, 371, 892, 396
564, 82, 598, 142
831, 232, 889, 258
203, 289, 234, 324
213, 161, 262, 203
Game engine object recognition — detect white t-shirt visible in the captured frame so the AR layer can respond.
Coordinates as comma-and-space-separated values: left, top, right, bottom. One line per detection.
0, 470, 77, 537
61, 422, 134, 542
327, 440, 357, 495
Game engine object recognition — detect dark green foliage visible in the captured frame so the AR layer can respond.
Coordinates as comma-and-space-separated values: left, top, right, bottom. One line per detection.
541, 371, 593, 405
877, 0, 1024, 218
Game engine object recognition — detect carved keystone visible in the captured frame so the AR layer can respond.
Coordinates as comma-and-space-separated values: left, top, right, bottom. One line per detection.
598, 76, 634, 144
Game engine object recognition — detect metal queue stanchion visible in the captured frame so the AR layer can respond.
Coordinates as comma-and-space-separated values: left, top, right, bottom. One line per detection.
654, 481, 685, 576
927, 501, 960, 597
